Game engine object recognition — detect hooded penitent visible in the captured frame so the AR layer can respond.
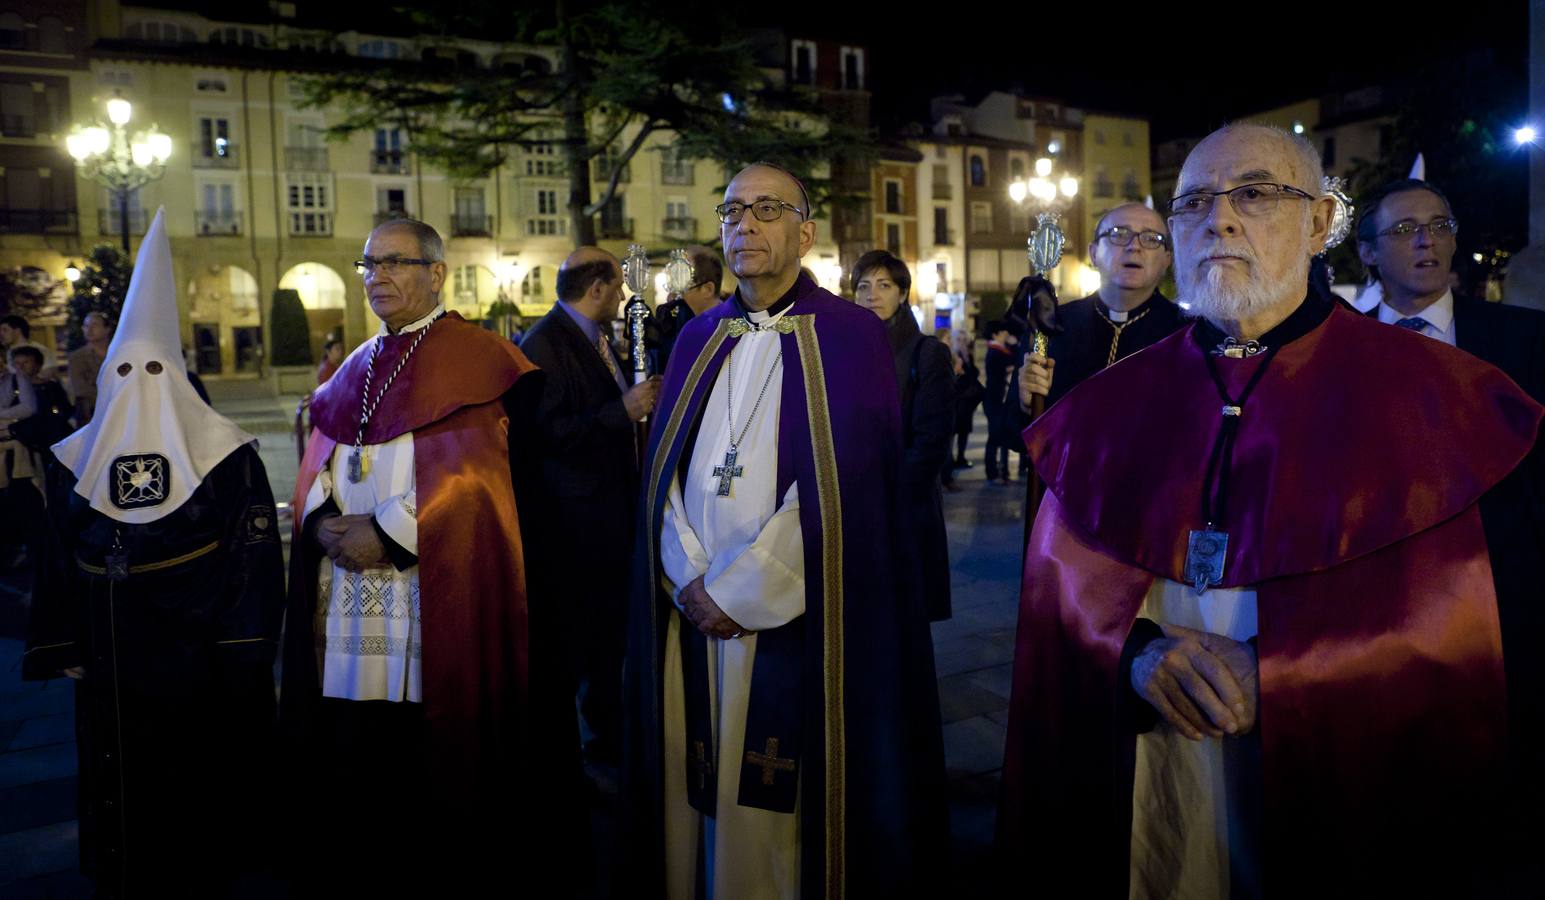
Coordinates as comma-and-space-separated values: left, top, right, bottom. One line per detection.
52, 207, 253, 524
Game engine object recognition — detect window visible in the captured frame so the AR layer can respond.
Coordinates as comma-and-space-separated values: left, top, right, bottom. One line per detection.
197, 181, 239, 235
525, 134, 559, 176
197, 116, 233, 160
1094, 167, 1114, 198
970, 201, 992, 234
38, 17, 67, 54
840, 47, 864, 90
453, 188, 489, 235
933, 207, 950, 245
99, 68, 133, 87
1009, 157, 1025, 180
661, 151, 693, 184
521, 267, 545, 301
196, 76, 228, 93
886, 223, 901, 256
791, 39, 816, 85
358, 39, 402, 59
100, 186, 145, 235
0, 13, 22, 49
1322, 136, 1337, 168
598, 195, 629, 237
1122, 169, 1140, 200
452, 265, 482, 309
0, 82, 34, 137
287, 174, 332, 235
1123, 130, 1134, 147
528, 189, 565, 236
1094, 129, 1106, 145
969, 154, 986, 187
377, 187, 408, 222
209, 27, 270, 48
884, 179, 902, 214
126, 20, 198, 44
373, 128, 407, 173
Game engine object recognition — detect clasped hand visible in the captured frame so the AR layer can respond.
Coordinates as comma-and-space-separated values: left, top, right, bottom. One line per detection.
1131, 623, 1258, 741
316, 513, 388, 572
679, 574, 746, 641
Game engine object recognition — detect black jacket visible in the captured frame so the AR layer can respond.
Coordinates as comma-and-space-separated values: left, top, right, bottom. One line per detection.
1044, 292, 1184, 408
886, 311, 955, 621
518, 304, 640, 595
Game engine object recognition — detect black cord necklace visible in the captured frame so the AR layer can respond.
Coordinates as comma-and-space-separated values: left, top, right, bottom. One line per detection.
1186, 342, 1280, 593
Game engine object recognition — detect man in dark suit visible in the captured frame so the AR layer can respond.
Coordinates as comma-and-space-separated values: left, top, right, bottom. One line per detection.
1357, 178, 1545, 881
520, 247, 661, 763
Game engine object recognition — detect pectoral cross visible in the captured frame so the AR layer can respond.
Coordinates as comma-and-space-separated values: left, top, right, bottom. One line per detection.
713, 447, 744, 497
691, 740, 713, 791
744, 737, 795, 786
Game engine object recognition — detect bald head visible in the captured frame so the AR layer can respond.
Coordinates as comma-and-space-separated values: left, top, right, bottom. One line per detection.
557, 247, 624, 322
1178, 124, 1324, 199
721, 164, 817, 308
1094, 202, 1165, 238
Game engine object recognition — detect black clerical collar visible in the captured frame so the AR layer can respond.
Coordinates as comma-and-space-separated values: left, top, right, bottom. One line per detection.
733, 276, 804, 320
1096, 291, 1165, 324
1190, 283, 1334, 354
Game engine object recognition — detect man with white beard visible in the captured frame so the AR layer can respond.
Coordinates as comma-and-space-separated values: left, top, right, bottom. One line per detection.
996, 124, 1543, 897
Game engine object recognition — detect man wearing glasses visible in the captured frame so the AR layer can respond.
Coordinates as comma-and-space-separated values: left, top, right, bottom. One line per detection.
623, 163, 946, 898
282, 218, 548, 889
1357, 177, 1545, 881
654, 244, 725, 371
999, 125, 1541, 897
1018, 202, 1181, 412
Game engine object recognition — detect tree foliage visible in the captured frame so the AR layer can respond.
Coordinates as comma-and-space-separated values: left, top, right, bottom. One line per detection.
65, 244, 133, 350
297, 0, 875, 246
270, 289, 313, 366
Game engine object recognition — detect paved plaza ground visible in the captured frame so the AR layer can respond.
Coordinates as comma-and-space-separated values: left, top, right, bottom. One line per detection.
0, 398, 1026, 896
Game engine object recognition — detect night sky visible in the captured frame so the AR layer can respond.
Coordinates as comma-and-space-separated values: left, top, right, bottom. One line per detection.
806, 0, 1529, 138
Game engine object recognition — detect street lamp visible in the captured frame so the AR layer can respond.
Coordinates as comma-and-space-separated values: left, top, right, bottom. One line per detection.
1008, 155, 1080, 290
64, 93, 171, 254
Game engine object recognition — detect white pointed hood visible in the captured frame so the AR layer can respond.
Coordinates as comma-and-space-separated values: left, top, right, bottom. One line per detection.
52, 208, 254, 524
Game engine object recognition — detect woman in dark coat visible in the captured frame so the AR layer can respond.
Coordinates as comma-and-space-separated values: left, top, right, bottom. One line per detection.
851, 250, 955, 621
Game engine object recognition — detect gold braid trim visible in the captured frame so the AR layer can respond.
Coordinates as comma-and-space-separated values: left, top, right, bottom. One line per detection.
643, 321, 732, 742
75, 540, 221, 576
1097, 307, 1150, 367
793, 315, 846, 899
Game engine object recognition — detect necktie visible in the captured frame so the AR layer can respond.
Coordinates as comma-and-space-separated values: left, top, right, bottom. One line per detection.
1394, 316, 1431, 333
597, 335, 623, 384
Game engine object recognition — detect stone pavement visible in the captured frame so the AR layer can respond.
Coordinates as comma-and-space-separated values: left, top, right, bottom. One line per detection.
0, 405, 1028, 895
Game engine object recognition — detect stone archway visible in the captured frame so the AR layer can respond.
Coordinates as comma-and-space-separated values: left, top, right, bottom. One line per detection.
280, 262, 347, 361
187, 264, 261, 376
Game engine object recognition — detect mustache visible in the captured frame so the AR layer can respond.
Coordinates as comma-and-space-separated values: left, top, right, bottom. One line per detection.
1194, 244, 1257, 265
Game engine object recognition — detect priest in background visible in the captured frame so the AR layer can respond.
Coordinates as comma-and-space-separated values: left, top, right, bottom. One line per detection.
623, 163, 947, 899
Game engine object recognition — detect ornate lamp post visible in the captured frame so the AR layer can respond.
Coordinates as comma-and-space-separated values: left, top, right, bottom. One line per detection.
64, 94, 171, 254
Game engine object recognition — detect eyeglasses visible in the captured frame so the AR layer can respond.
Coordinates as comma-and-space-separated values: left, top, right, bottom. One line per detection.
1097, 226, 1169, 250
1375, 217, 1459, 240
715, 199, 805, 225
1167, 182, 1316, 221
354, 256, 436, 276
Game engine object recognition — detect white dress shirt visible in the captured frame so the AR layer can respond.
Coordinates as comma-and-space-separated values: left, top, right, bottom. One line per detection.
1378, 289, 1456, 346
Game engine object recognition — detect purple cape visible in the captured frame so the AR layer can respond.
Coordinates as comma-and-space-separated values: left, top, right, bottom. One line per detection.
621, 275, 947, 897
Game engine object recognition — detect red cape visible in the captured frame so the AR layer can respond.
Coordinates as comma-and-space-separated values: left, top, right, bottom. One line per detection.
999, 305, 1543, 894
284, 312, 538, 800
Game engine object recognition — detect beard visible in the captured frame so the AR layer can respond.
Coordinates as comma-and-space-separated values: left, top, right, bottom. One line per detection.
1180, 247, 1310, 325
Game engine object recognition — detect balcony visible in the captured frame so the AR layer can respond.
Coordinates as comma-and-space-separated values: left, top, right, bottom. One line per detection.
0, 209, 76, 234
98, 208, 148, 236
0, 115, 34, 138
451, 213, 494, 237
288, 211, 333, 237
597, 217, 634, 240
192, 142, 239, 169
932, 182, 952, 200
371, 150, 410, 175
195, 210, 242, 236
661, 216, 696, 239
661, 163, 694, 185
285, 146, 330, 171
374, 210, 412, 226
932, 227, 954, 246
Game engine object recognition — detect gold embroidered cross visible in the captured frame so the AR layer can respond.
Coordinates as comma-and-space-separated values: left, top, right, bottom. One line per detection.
744, 737, 795, 785
692, 740, 713, 791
